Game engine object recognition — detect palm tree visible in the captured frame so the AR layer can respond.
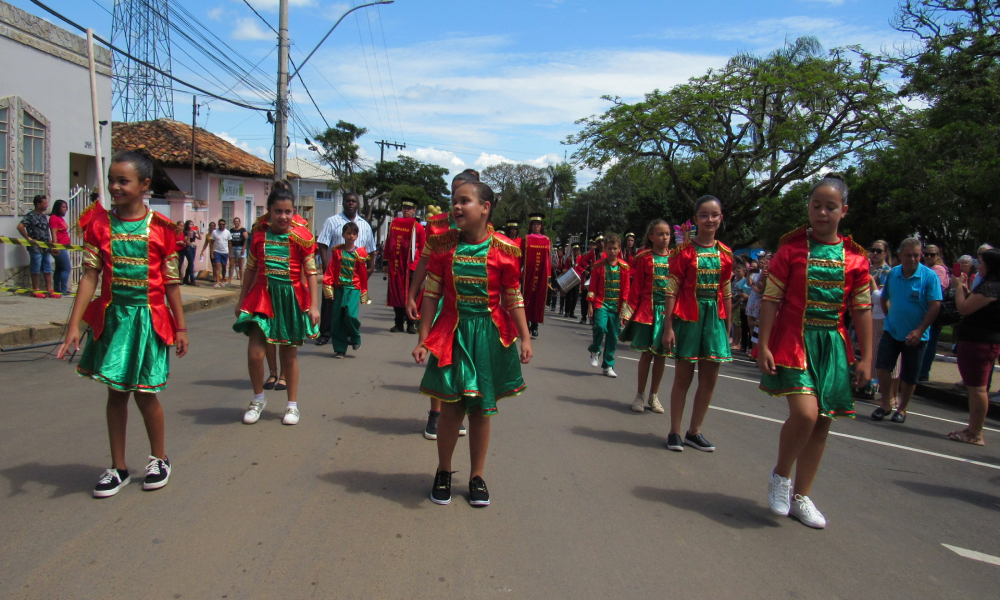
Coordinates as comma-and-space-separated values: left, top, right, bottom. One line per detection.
544, 163, 577, 223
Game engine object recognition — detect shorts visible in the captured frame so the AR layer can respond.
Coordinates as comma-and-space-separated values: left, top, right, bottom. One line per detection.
231, 245, 245, 259
213, 251, 229, 268
955, 341, 1000, 388
28, 246, 52, 274
875, 333, 926, 385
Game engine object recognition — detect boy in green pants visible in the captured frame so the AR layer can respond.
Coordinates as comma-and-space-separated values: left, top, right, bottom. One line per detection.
323, 222, 370, 358
588, 234, 630, 377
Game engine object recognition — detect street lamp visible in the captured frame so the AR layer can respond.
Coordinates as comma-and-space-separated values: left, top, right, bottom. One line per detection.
290, 1, 395, 83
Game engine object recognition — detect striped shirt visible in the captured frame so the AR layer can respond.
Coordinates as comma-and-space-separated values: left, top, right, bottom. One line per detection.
317, 212, 376, 253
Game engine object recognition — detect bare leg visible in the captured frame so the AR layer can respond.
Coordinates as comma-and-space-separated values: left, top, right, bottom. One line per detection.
669, 361, 696, 435
430, 397, 441, 411
896, 381, 917, 413
650, 355, 666, 394
688, 360, 720, 435
279, 344, 299, 404
889, 377, 901, 408
966, 386, 990, 438
637, 352, 653, 395
44, 273, 53, 292
107, 389, 131, 470
30, 272, 41, 291
467, 410, 492, 479
134, 391, 166, 460
248, 326, 267, 395
875, 367, 894, 411
793, 418, 832, 497
773, 394, 819, 479
436, 400, 466, 472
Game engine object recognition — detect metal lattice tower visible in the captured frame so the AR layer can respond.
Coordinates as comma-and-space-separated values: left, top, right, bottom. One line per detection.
111, 0, 174, 121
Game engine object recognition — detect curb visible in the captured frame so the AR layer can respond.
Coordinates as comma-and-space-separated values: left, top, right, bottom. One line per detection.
0, 291, 241, 349
914, 382, 1000, 420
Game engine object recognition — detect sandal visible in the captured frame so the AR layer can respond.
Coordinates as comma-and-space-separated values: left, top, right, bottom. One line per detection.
947, 429, 985, 446
263, 374, 278, 390
274, 378, 287, 391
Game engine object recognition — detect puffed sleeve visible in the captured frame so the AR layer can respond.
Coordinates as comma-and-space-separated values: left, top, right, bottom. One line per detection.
665, 248, 685, 298
502, 253, 525, 311
424, 250, 446, 300
849, 254, 873, 310
763, 245, 791, 303
82, 222, 103, 271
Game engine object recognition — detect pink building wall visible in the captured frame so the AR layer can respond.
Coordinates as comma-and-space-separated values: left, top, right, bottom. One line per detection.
161, 167, 271, 233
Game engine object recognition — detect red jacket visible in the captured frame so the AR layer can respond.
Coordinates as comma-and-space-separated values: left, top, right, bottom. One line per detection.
755, 227, 872, 369
574, 249, 603, 278
623, 248, 671, 324
240, 216, 318, 316
421, 231, 523, 367
588, 258, 631, 317
666, 240, 734, 322
79, 203, 181, 345
323, 245, 370, 303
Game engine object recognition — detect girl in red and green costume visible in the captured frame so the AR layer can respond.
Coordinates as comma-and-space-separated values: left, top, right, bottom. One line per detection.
619, 219, 672, 414
757, 174, 872, 529
58, 150, 188, 498
413, 181, 532, 508
662, 196, 734, 453
322, 221, 370, 358
234, 181, 320, 426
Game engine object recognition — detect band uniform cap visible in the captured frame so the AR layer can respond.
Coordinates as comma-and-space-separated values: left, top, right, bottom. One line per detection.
528, 213, 545, 222
625, 232, 635, 238
506, 221, 520, 228
401, 200, 416, 208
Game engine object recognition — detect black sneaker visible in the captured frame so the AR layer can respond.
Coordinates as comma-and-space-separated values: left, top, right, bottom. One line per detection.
684, 432, 715, 452
142, 456, 171, 491
890, 410, 906, 423
315, 336, 330, 346
352, 341, 361, 351
430, 470, 452, 505
389, 325, 404, 333
469, 476, 490, 507
406, 323, 417, 334
530, 326, 539, 338
424, 410, 440, 440
93, 468, 130, 498
333, 351, 346, 359
666, 433, 684, 452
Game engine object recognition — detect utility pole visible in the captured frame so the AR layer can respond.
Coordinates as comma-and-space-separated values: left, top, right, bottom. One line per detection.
191, 94, 198, 196
274, 0, 290, 181
375, 140, 406, 164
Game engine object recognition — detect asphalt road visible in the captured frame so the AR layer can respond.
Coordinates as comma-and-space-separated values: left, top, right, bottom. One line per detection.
2, 276, 999, 599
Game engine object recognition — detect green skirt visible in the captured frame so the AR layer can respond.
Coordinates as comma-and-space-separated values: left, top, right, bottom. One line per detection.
759, 328, 855, 418
671, 298, 732, 363
420, 314, 525, 416
233, 280, 318, 345
619, 302, 668, 356
77, 304, 170, 393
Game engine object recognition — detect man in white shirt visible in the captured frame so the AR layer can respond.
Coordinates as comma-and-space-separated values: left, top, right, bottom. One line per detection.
316, 193, 376, 345
200, 218, 232, 288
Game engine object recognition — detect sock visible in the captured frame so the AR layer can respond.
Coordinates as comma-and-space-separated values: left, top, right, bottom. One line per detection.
287, 401, 297, 409
254, 392, 265, 403
429, 410, 440, 415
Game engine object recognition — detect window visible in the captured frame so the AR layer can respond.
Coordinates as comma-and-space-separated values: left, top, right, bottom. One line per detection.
0, 107, 7, 203
222, 200, 234, 223
316, 190, 332, 200
256, 205, 264, 218
21, 111, 45, 205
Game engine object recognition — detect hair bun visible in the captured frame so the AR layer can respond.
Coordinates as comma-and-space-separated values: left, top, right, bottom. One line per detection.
823, 172, 845, 182
272, 179, 293, 193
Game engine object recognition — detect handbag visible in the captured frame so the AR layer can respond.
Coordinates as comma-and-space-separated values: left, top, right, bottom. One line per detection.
934, 285, 961, 327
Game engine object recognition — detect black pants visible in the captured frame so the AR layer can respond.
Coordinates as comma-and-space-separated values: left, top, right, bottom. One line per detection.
319, 296, 334, 338
579, 294, 589, 320
393, 306, 413, 329
564, 287, 578, 317
740, 307, 750, 351
183, 245, 197, 284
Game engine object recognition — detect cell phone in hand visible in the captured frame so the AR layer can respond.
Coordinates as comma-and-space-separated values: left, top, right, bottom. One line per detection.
952, 262, 961, 277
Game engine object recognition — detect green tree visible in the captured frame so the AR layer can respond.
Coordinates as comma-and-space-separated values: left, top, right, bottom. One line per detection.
480, 163, 547, 225
543, 163, 578, 223
353, 156, 450, 237
312, 121, 367, 192
567, 38, 900, 246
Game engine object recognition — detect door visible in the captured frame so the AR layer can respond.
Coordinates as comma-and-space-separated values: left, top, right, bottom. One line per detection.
245, 195, 254, 227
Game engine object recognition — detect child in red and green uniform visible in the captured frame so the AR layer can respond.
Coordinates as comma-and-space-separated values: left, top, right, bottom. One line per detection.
587, 233, 630, 377
323, 221, 370, 358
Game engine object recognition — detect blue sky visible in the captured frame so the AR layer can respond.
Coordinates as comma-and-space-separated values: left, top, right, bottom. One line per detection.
16, 0, 911, 186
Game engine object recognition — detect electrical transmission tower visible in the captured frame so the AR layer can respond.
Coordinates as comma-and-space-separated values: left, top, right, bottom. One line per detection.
111, 0, 174, 121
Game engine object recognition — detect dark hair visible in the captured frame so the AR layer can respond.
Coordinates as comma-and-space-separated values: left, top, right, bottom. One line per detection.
342, 221, 359, 235
111, 149, 154, 182
458, 181, 496, 219
218, 219, 227, 226
267, 180, 295, 208
604, 233, 621, 247
184, 220, 193, 233
50, 199, 67, 216
810, 172, 849, 205
33, 194, 47, 207
89, 191, 100, 203
980, 249, 1000, 283
452, 169, 480, 184
643, 218, 670, 250
694, 195, 722, 214
529, 220, 545, 235
343, 192, 361, 204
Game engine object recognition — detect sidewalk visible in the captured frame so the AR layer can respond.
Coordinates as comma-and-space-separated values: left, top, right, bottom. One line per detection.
0, 282, 241, 348
912, 354, 1000, 418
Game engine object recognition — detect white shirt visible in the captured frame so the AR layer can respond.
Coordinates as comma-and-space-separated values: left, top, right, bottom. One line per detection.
317, 212, 376, 253
211, 228, 232, 254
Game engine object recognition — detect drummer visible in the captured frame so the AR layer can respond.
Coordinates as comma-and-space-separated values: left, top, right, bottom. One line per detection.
564, 244, 582, 319
575, 235, 605, 325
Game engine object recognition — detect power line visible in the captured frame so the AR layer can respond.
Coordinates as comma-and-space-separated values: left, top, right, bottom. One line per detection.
239, 0, 278, 34
295, 49, 381, 135
363, 5, 397, 141
354, 9, 388, 138
376, 4, 405, 143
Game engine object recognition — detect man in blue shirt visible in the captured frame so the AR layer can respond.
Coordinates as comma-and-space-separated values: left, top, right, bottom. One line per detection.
873, 238, 942, 423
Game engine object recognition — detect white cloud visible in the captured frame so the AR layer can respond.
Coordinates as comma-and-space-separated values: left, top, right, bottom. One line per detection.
216, 131, 271, 161
322, 3, 353, 20
241, 0, 315, 11
207, 6, 225, 21
400, 147, 467, 170
233, 17, 275, 41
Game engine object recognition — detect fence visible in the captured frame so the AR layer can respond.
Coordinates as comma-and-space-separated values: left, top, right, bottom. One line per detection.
66, 185, 89, 287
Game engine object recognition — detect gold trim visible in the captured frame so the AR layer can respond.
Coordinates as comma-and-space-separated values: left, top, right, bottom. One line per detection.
697, 268, 721, 275
112, 277, 148, 288
266, 240, 290, 247
303, 255, 318, 276
808, 258, 845, 268
110, 234, 148, 242
264, 254, 289, 262
454, 255, 487, 264
454, 276, 488, 285
807, 279, 843, 289
265, 268, 291, 277
82, 250, 102, 271
164, 254, 181, 283
458, 294, 489, 304
112, 255, 149, 266
804, 318, 839, 328
806, 300, 842, 312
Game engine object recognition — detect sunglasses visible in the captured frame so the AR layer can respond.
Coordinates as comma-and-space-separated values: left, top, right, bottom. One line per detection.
924, 253, 937, 257
870, 248, 884, 253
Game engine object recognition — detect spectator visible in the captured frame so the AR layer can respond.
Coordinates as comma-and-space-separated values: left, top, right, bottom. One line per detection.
48, 200, 72, 295
200, 219, 231, 288
869, 239, 892, 289
871, 238, 942, 423
315, 192, 375, 345
746, 251, 768, 349
17, 194, 56, 298
731, 262, 750, 351
972, 244, 993, 290
181, 220, 200, 285
869, 277, 901, 408
917, 244, 949, 382
947, 249, 1000, 446
229, 217, 248, 284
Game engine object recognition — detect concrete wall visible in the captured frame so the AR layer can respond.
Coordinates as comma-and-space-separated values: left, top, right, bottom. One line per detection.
161, 167, 271, 234
0, 1, 112, 283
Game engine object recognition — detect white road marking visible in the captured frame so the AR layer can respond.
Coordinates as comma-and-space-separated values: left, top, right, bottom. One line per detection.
941, 544, 1000, 566
710, 407, 1000, 471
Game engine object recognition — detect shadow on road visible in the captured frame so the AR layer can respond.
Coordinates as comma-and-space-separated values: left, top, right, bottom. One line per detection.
632, 486, 780, 529
177, 406, 247, 425
381, 383, 419, 394
318, 470, 429, 509
895, 480, 1000, 512
555, 395, 630, 413
191, 378, 252, 390
0, 462, 102, 498
571, 426, 663, 448
335, 415, 425, 435
539, 366, 591, 377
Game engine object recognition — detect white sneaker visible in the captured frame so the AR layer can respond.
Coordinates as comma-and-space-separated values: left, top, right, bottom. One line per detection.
282, 406, 300, 425
767, 471, 792, 516
243, 399, 266, 424
603, 367, 617, 378
589, 352, 600, 368
789, 494, 827, 529
631, 393, 645, 412
647, 393, 664, 414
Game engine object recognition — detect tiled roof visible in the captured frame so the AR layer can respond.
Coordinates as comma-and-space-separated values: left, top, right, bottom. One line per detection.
287, 157, 337, 181
112, 119, 296, 179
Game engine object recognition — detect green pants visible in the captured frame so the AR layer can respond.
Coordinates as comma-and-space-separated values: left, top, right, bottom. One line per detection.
588, 307, 620, 368
330, 286, 361, 353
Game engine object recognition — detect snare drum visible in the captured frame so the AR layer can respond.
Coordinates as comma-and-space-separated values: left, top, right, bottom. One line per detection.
556, 268, 581, 292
